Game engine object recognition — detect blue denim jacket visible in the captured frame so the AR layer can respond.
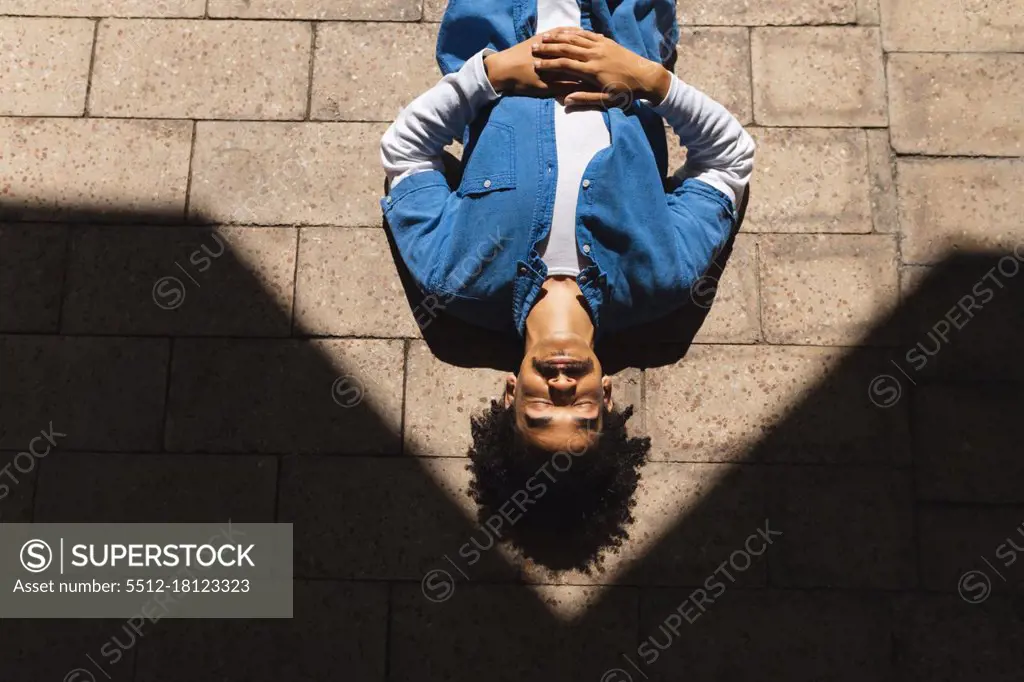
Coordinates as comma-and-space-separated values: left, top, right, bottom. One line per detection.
381, 0, 737, 337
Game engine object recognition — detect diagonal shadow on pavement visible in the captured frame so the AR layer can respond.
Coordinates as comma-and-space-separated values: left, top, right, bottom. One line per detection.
1, 202, 1023, 681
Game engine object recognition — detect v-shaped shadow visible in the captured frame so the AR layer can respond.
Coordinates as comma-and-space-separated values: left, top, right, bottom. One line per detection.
2, 199, 1022, 681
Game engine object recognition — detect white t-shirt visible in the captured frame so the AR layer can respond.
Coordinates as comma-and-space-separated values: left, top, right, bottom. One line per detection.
535, 0, 611, 277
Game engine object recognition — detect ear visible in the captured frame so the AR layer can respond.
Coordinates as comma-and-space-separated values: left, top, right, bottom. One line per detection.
503, 373, 517, 409
601, 375, 613, 412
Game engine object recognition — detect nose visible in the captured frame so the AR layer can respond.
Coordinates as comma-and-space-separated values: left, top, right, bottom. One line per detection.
547, 375, 576, 400
548, 374, 576, 388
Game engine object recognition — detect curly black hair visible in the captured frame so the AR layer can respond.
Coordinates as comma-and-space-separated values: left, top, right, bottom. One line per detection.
466, 399, 651, 572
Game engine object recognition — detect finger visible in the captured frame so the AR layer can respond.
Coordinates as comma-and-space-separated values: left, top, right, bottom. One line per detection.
543, 79, 603, 95
531, 42, 590, 60
563, 91, 613, 108
544, 79, 592, 89
538, 70, 595, 87
534, 57, 595, 76
551, 28, 603, 42
541, 32, 595, 48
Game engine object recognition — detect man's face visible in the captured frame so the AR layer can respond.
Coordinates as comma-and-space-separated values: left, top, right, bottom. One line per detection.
504, 332, 612, 453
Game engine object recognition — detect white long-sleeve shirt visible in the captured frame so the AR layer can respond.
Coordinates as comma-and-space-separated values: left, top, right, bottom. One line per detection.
381, 10, 755, 277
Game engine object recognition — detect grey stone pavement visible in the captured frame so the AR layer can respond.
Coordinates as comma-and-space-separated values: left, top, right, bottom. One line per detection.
1, 0, 1024, 680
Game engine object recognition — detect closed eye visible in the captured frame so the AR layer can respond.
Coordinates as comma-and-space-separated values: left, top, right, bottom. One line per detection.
523, 415, 598, 430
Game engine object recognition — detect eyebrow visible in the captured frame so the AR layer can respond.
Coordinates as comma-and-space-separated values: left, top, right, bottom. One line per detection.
524, 415, 598, 430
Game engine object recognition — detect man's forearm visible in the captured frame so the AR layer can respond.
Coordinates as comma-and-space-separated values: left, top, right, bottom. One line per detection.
380, 50, 500, 189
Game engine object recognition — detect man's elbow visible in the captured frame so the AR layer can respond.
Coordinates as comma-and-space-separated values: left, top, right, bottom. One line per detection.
739, 128, 756, 164
379, 124, 399, 168
733, 129, 756, 188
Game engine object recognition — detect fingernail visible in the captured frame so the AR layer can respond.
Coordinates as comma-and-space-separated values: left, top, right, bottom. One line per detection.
532, 43, 539, 51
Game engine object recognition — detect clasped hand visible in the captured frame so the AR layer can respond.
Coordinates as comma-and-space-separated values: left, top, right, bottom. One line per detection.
484, 27, 672, 108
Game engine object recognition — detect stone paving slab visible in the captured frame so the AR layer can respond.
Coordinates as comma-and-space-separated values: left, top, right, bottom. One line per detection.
0, 17, 94, 116
918, 506, 1024, 593
914, 384, 1024, 504
209, 0, 421, 20
639, 589, 892, 681
896, 158, 1024, 264
312, 22, 439, 122
691, 232, 761, 344
390, 584, 639, 682
759, 234, 899, 346
647, 344, 911, 464
767, 466, 916, 589
865, 128, 898, 233
0, 451, 36, 523
888, 53, 1024, 157
0, 335, 170, 452
90, 20, 312, 119
1, 619, 138, 682
751, 27, 886, 127
403, 341, 514, 458
857, 0, 880, 24
134, 581, 389, 682
0, 118, 193, 221
279, 455, 517, 581
423, 0, 446, 22
165, 338, 404, 454
0, 223, 67, 332
294, 226, 420, 338
615, 462, 768, 587
189, 121, 386, 225
35, 452, 278, 522
743, 128, 872, 233
894, 255, 1024, 384
62, 225, 298, 336
0, 0, 204, 16
881, 0, 1024, 52
678, 0, 857, 26
675, 27, 752, 125
892, 595, 1024, 681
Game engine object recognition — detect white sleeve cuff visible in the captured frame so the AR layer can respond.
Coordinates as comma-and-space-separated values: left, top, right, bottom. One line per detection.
650, 71, 683, 113
461, 48, 501, 106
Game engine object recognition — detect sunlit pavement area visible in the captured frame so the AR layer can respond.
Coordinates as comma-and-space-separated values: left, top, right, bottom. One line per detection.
2, 0, 1024, 680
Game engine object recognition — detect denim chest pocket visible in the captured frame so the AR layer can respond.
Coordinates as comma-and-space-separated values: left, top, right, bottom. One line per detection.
457, 120, 517, 197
